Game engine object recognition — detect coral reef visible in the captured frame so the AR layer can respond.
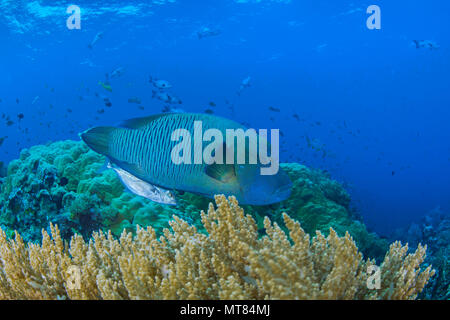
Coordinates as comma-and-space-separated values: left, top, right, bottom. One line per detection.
0, 141, 203, 242
0, 196, 434, 300
390, 206, 450, 299
240, 164, 389, 260
0, 141, 114, 241
0, 140, 388, 262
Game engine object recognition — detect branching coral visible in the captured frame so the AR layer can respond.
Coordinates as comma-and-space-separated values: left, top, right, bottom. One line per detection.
0, 195, 434, 300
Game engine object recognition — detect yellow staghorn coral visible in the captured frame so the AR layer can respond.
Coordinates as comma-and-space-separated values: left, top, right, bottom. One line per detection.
0, 195, 435, 300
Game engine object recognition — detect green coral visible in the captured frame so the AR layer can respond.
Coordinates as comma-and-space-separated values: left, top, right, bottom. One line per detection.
0, 140, 388, 261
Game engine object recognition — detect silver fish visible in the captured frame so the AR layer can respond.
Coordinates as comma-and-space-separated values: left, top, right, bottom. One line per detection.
107, 163, 177, 205
149, 76, 172, 89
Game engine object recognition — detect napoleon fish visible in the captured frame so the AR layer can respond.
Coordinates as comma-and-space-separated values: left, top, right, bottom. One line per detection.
80, 113, 292, 205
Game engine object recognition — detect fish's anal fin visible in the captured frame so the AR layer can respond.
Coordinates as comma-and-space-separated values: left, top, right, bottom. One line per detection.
205, 163, 236, 183
119, 114, 173, 129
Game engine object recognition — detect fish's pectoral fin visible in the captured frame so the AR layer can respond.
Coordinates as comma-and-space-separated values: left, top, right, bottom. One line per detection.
205, 163, 236, 183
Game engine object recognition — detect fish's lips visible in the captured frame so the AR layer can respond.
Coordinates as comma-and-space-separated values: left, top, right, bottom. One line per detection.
239, 177, 292, 206
275, 182, 292, 200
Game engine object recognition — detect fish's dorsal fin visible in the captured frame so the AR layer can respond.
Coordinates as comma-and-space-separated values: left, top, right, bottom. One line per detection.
119, 113, 174, 129
205, 163, 236, 183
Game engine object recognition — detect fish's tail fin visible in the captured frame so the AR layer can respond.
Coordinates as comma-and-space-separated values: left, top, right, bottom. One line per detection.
80, 126, 115, 155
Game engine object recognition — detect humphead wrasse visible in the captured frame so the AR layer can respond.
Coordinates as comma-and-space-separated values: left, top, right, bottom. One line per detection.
80, 113, 291, 205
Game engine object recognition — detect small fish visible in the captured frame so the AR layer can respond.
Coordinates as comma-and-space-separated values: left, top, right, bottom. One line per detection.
268, 106, 280, 112
237, 76, 251, 96
16, 98, 19, 104
88, 31, 104, 49
197, 27, 221, 39
149, 77, 172, 89
204, 109, 214, 114
17, 113, 24, 120
0, 136, 7, 146
152, 90, 182, 104
110, 67, 125, 78
413, 40, 440, 50
209, 101, 216, 107
107, 162, 177, 205
104, 98, 112, 107
98, 81, 112, 92
128, 97, 142, 104
162, 106, 185, 113
316, 43, 328, 52
32, 96, 40, 105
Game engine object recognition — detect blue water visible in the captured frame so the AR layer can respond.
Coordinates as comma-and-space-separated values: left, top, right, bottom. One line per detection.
1, 0, 449, 235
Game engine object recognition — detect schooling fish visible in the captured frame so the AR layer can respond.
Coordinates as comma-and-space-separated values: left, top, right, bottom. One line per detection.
98, 81, 112, 92
413, 40, 440, 50
149, 76, 172, 89
152, 90, 182, 104
80, 113, 291, 205
197, 27, 221, 39
110, 67, 125, 78
237, 76, 251, 96
88, 31, 104, 49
